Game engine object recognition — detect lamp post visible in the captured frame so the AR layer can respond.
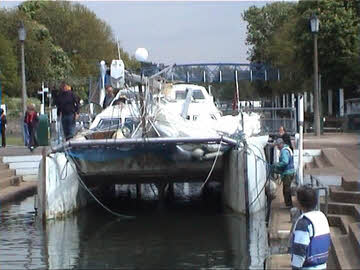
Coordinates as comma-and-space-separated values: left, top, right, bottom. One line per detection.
310, 13, 320, 137
18, 21, 27, 117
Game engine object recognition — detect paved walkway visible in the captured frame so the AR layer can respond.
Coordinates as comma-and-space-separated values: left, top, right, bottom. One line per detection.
0, 145, 46, 157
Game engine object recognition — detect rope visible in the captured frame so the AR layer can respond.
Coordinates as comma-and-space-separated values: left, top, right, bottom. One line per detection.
200, 139, 223, 190
48, 120, 135, 220
74, 169, 134, 219
65, 151, 135, 219
243, 143, 274, 209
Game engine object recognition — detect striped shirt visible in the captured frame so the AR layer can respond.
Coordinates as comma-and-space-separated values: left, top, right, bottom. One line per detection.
291, 211, 330, 270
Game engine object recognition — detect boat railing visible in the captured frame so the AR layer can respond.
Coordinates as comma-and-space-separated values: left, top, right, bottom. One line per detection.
49, 136, 239, 154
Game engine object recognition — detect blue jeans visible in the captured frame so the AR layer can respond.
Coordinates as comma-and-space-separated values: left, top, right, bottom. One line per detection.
61, 114, 75, 140
24, 123, 30, 146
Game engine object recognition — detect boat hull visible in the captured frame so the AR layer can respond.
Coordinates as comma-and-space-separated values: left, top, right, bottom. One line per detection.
67, 144, 226, 185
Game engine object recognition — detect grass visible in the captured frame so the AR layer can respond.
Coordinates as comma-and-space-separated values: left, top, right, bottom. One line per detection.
4, 135, 24, 146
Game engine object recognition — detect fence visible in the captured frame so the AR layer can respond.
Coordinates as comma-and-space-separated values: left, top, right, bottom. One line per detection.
218, 105, 297, 136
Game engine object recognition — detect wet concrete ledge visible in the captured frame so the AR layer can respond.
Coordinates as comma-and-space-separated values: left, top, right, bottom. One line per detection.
0, 181, 37, 205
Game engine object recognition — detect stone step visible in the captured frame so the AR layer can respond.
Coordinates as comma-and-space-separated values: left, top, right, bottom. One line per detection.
265, 254, 291, 270
330, 185, 360, 204
322, 148, 357, 171
321, 199, 360, 220
341, 175, 360, 191
15, 168, 38, 176
0, 169, 16, 178
22, 175, 38, 182
2, 155, 42, 163
304, 162, 315, 170
0, 181, 37, 205
0, 175, 21, 189
349, 223, 360, 257
328, 214, 358, 234
9, 162, 40, 170
313, 154, 331, 169
331, 234, 360, 270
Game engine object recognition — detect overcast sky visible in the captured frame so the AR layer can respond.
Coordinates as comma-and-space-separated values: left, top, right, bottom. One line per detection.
0, 1, 273, 65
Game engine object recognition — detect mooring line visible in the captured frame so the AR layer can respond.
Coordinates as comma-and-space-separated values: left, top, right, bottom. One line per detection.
200, 139, 223, 190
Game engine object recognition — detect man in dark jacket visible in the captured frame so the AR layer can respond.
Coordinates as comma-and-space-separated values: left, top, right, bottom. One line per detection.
0, 108, 6, 147
279, 126, 293, 151
272, 138, 295, 207
57, 83, 79, 141
103, 85, 114, 109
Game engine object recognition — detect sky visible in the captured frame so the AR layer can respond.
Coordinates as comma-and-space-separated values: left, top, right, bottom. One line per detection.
0, 1, 273, 65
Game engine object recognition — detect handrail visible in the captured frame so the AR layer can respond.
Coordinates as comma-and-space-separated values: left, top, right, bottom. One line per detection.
309, 175, 329, 216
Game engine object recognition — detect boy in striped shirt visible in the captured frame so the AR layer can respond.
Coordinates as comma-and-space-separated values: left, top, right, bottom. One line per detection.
290, 186, 331, 269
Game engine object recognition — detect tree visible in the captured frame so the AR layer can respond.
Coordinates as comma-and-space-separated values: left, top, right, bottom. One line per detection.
242, 2, 297, 62
242, 0, 360, 97
0, 1, 140, 99
295, 0, 360, 91
0, 32, 20, 96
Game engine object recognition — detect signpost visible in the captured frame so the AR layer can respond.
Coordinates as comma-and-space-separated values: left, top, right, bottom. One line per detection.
38, 82, 49, 115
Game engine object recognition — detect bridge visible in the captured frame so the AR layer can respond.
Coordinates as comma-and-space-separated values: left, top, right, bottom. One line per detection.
142, 62, 281, 83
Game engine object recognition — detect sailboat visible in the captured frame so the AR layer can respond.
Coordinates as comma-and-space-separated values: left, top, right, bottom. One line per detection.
37, 55, 269, 220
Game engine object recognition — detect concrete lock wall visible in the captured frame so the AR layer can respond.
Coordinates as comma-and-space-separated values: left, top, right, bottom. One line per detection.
222, 136, 268, 215
223, 149, 247, 215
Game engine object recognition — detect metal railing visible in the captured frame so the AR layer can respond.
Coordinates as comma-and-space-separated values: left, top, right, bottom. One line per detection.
220, 107, 297, 135
309, 175, 329, 216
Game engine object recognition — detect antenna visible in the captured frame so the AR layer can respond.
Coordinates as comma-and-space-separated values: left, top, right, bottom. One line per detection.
117, 38, 121, 60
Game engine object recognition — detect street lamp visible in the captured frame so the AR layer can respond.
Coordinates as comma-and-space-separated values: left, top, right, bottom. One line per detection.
18, 21, 27, 117
310, 13, 320, 137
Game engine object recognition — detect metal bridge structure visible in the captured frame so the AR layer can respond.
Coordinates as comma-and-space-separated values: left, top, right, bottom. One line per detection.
142, 62, 281, 83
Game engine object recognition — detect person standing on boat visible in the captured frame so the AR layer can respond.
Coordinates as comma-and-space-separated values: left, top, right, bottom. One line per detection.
272, 137, 295, 207
0, 108, 6, 147
57, 82, 79, 141
103, 85, 114, 109
290, 186, 330, 269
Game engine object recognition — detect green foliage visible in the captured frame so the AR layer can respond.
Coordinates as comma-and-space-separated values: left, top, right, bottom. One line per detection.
0, 32, 20, 96
242, 2, 297, 62
3, 95, 41, 117
0, 1, 140, 101
243, 0, 360, 96
295, 0, 360, 90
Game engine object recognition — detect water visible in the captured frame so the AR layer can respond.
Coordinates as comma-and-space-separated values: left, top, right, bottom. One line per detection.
0, 184, 269, 269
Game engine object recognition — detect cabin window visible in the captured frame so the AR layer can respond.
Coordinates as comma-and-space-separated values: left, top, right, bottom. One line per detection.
192, 90, 205, 99
97, 118, 122, 130
193, 115, 199, 120
210, 114, 217, 120
175, 91, 186, 100
175, 89, 205, 100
